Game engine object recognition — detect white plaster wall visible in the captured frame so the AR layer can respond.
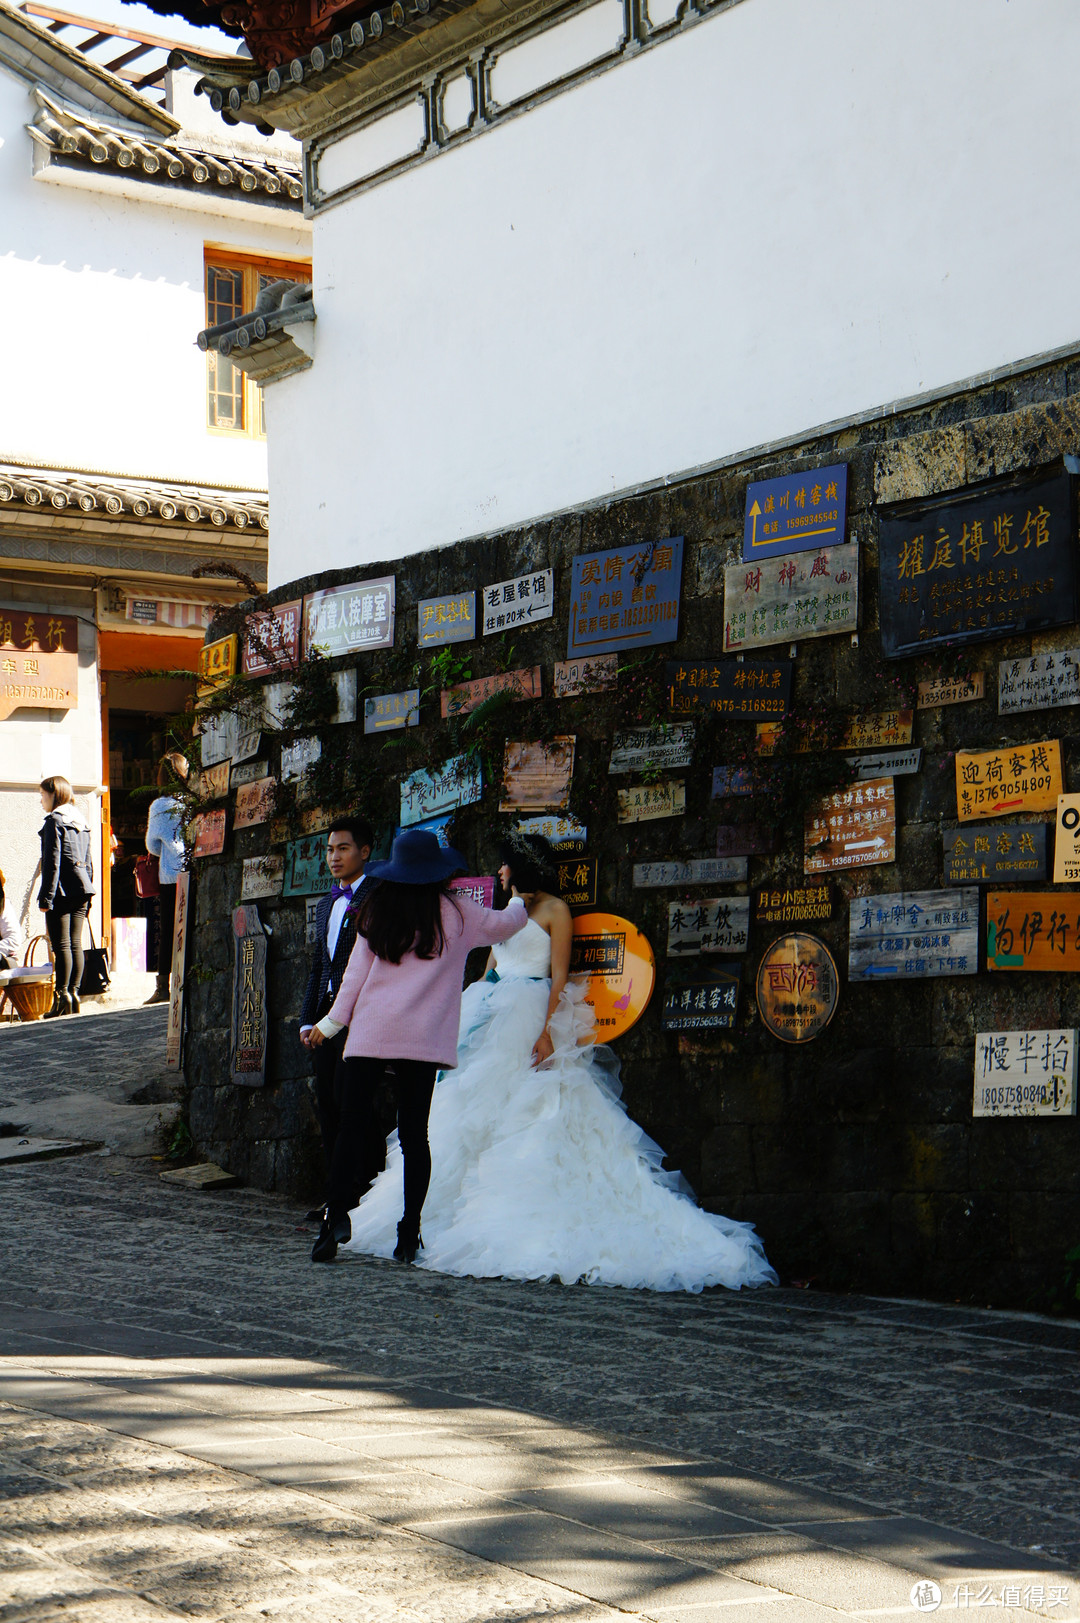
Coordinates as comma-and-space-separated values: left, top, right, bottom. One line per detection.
268, 0, 1080, 586
0, 64, 309, 488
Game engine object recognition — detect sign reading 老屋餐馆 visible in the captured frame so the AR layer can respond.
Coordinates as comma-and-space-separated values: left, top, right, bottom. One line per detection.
998, 651, 1080, 715
974, 1030, 1077, 1118
0, 608, 79, 720
305, 577, 395, 657
848, 889, 979, 982
365, 689, 419, 733
986, 891, 1080, 970
667, 897, 749, 956
231, 905, 267, 1088
556, 857, 598, 909
418, 591, 475, 647
878, 468, 1076, 658
805, 778, 895, 873
567, 538, 683, 658
401, 753, 483, 826
634, 857, 747, 887
282, 834, 332, 898
754, 884, 832, 926
945, 823, 1047, 885
955, 740, 1062, 822
482, 569, 553, 634
608, 726, 694, 774
662, 966, 741, 1031
666, 659, 791, 719
743, 464, 848, 560
724, 543, 858, 653
243, 599, 301, 677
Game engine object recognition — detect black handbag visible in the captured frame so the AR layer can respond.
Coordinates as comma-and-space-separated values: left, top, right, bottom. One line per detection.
79, 918, 111, 996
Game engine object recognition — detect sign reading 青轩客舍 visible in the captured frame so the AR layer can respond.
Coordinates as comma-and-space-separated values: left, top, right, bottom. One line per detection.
500, 737, 575, 812
667, 897, 749, 956
755, 710, 913, 755
743, 464, 848, 561
418, 591, 475, 648
364, 689, 419, 733
974, 1030, 1077, 1118
567, 538, 683, 658
608, 725, 694, 774
878, 468, 1076, 659
242, 599, 301, 677
945, 823, 1047, 884
448, 876, 495, 908
617, 780, 686, 824
986, 891, 1080, 970
662, 965, 741, 1031
998, 651, 1080, 716
234, 777, 276, 829
555, 857, 598, 909
553, 654, 618, 697
756, 933, 839, 1043
848, 888, 979, 982
192, 809, 226, 858
917, 672, 985, 709
955, 740, 1062, 822
401, 753, 483, 826
634, 857, 747, 887
1055, 795, 1080, 883
482, 569, 553, 634
230, 905, 267, 1088
241, 855, 284, 901
516, 813, 587, 852
845, 748, 921, 781
755, 884, 832, 926
282, 834, 332, 898
305, 577, 395, 657
724, 543, 858, 653
805, 778, 896, 873
441, 667, 541, 719
0, 608, 78, 720
666, 659, 791, 719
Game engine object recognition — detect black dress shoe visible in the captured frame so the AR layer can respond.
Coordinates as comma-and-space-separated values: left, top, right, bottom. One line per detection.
305, 1204, 327, 1223
330, 1210, 351, 1245
393, 1220, 422, 1264
311, 1219, 338, 1264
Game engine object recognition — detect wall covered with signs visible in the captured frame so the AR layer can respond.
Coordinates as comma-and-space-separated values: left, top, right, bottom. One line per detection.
181, 359, 1080, 1313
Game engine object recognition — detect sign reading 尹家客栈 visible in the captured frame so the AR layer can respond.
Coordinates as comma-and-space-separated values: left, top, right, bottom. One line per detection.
418, 592, 475, 648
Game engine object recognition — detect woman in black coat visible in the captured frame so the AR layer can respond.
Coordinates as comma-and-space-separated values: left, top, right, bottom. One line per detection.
38, 774, 95, 1018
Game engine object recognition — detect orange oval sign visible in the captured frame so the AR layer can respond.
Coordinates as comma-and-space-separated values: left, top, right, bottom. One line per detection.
570, 911, 655, 1041
755, 932, 839, 1043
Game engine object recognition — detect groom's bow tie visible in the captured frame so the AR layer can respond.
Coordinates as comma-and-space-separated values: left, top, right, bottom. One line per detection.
329, 882, 354, 901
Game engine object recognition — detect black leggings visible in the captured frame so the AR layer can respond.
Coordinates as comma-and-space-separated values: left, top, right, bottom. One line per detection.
46, 906, 88, 994
328, 1056, 436, 1228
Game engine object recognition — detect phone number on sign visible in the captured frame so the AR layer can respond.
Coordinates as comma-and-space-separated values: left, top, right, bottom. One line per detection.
963, 774, 1054, 806
979, 1084, 1058, 1107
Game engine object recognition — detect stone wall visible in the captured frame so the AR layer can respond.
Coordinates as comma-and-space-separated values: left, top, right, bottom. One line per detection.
183, 357, 1080, 1313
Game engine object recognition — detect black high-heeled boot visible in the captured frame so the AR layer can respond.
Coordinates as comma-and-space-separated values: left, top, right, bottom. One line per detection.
44, 991, 72, 1020
393, 1219, 423, 1264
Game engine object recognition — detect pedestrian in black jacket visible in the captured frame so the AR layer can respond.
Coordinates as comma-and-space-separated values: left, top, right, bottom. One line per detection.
38, 775, 96, 1019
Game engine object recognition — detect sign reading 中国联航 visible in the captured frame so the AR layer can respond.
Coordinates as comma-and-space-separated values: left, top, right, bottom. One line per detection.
567, 538, 683, 658
553, 654, 618, 697
305, 577, 395, 657
743, 464, 848, 560
634, 857, 747, 887
662, 965, 740, 1031
617, 780, 686, 824
848, 888, 979, 982
667, 897, 749, 956
878, 468, 1076, 659
482, 569, 553, 634
418, 591, 475, 647
441, 667, 541, 718
724, 543, 858, 653
401, 753, 483, 826
666, 659, 791, 719
804, 778, 896, 873
955, 740, 1062, 822
945, 822, 1047, 885
974, 1029, 1077, 1117
754, 884, 832, 926
986, 891, 1080, 971
608, 725, 694, 774
364, 689, 419, 733
998, 651, 1080, 715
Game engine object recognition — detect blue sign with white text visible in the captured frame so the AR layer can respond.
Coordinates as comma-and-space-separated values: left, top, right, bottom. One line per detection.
742, 464, 848, 561
567, 537, 683, 658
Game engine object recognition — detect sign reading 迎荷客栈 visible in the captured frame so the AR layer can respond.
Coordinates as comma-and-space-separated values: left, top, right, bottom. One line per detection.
401, 754, 483, 826
634, 858, 747, 887
804, 778, 895, 873
955, 740, 1062, 822
567, 538, 683, 658
666, 659, 791, 719
617, 780, 686, 824
974, 1030, 1077, 1117
998, 651, 1080, 715
724, 543, 858, 653
848, 888, 979, 982
662, 965, 741, 1031
305, 577, 395, 657
944, 823, 1046, 885
482, 569, 553, 634
282, 834, 332, 898
230, 905, 267, 1088
742, 464, 848, 560
556, 857, 598, 909
754, 884, 832, 926
667, 897, 749, 956
418, 592, 475, 647
986, 891, 1080, 970
364, 689, 419, 733
608, 726, 694, 775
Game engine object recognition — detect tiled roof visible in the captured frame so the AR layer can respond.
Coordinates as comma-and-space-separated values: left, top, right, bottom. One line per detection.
197, 279, 314, 385
0, 463, 270, 531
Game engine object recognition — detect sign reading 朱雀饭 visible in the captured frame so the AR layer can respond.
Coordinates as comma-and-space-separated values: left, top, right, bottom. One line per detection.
634, 857, 747, 888
878, 468, 1076, 659
917, 672, 985, 709
196, 634, 238, 698
955, 740, 1062, 822
231, 905, 267, 1088
1054, 794, 1080, 883
242, 599, 301, 677
441, 667, 541, 719
608, 725, 694, 775
482, 569, 553, 634
804, 778, 896, 874
567, 538, 683, 658
724, 543, 858, 653
667, 897, 749, 956
556, 857, 598, 909
845, 748, 921, 781
282, 834, 332, 898
401, 753, 483, 826
617, 781, 686, 824
418, 591, 476, 648
569, 912, 655, 1040
998, 651, 1080, 716
743, 464, 848, 560
666, 660, 791, 719
365, 689, 419, 733
192, 808, 226, 859
944, 823, 1046, 885
305, 577, 395, 657
553, 654, 618, 697
662, 966, 740, 1031
500, 738, 575, 813
516, 813, 587, 852
0, 608, 78, 719
848, 888, 979, 983
986, 891, 1080, 971
756, 933, 839, 1044
755, 709, 914, 755
234, 776, 276, 829
754, 884, 832, 926
974, 1029, 1077, 1118
241, 855, 284, 901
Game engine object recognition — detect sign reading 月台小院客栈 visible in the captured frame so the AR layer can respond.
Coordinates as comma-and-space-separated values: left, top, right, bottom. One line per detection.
567, 538, 683, 658
742, 464, 848, 560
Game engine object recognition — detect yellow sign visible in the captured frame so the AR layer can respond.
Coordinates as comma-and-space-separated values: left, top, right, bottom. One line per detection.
955, 740, 1062, 823
197, 634, 238, 698
570, 911, 655, 1041
616, 780, 686, 823
1054, 794, 1080, 883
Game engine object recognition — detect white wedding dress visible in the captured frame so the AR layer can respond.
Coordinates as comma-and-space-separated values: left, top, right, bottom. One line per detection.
342, 917, 778, 1292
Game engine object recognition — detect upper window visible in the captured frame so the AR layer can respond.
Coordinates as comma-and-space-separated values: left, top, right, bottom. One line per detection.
205, 249, 311, 437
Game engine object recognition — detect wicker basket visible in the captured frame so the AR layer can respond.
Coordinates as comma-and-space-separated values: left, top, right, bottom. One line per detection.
7, 935, 54, 1022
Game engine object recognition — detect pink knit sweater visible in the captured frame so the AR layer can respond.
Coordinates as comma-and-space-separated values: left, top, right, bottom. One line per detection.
317, 895, 528, 1067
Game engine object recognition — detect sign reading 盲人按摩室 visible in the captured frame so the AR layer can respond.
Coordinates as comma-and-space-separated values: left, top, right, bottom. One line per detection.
661, 966, 741, 1031
917, 672, 985, 709
556, 857, 598, 909
754, 884, 832, 926
230, 905, 267, 1088
441, 667, 541, 719
998, 651, 1080, 716
418, 592, 475, 648
364, 689, 419, 733
567, 538, 683, 658
282, 834, 332, 898
974, 1030, 1077, 1118
553, 654, 618, 697
401, 753, 483, 826
667, 897, 750, 956
242, 599, 301, 677
878, 468, 1076, 659
666, 660, 791, 719
955, 740, 1062, 822
608, 726, 694, 774
847, 889, 979, 982
482, 569, 553, 634
634, 857, 747, 887
742, 464, 848, 561
945, 823, 1047, 885
986, 891, 1080, 971
724, 543, 858, 653
617, 781, 686, 824
305, 577, 395, 657
0, 608, 78, 720
500, 738, 575, 812
804, 778, 896, 873
516, 813, 587, 852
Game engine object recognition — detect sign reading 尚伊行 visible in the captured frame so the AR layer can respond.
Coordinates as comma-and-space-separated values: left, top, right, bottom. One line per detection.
666, 659, 791, 719
878, 468, 1076, 659
805, 778, 895, 873
364, 689, 419, 733
0, 608, 78, 720
441, 667, 541, 719
917, 672, 985, 709
553, 654, 617, 697
667, 897, 749, 956
305, 577, 395, 657
634, 857, 747, 887
230, 905, 267, 1088
556, 857, 598, 909
401, 753, 482, 826
243, 599, 301, 677
945, 823, 1046, 885
418, 592, 475, 647
724, 543, 858, 653
282, 834, 332, 898
998, 651, 1080, 715
955, 740, 1062, 822
662, 966, 740, 1031
974, 1030, 1077, 1118
848, 889, 979, 982
743, 464, 848, 560
986, 891, 1080, 970
568, 538, 683, 658
608, 725, 694, 774
617, 781, 686, 824
1055, 795, 1080, 883
516, 813, 587, 852
482, 569, 553, 634
755, 884, 832, 926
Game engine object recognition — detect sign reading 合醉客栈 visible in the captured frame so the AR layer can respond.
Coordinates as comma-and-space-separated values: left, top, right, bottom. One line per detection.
667, 897, 749, 956
567, 538, 683, 658
954, 740, 1062, 822
847, 889, 979, 982
666, 660, 791, 719
974, 1030, 1077, 1117
878, 467, 1076, 659
305, 577, 395, 657
282, 834, 332, 899
634, 857, 747, 887
998, 651, 1080, 715
364, 689, 420, 733
662, 965, 741, 1031
418, 591, 475, 647
742, 464, 848, 561
944, 823, 1047, 885
804, 779, 896, 873
401, 753, 483, 826
231, 905, 268, 1088
724, 543, 858, 653
482, 569, 553, 634
608, 726, 694, 774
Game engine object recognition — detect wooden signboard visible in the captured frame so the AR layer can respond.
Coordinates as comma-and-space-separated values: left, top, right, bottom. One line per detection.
230, 905, 268, 1089
232, 723, 262, 765
848, 888, 979, 982
281, 736, 321, 784
755, 884, 832, 926
556, 857, 598, 909
553, 654, 617, 697
617, 780, 686, 824
986, 891, 1080, 971
955, 740, 1062, 823
198, 709, 238, 768
234, 777, 276, 828
846, 748, 921, 781
164, 870, 190, 1071
724, 541, 858, 653
282, 834, 332, 898
418, 591, 475, 647
242, 599, 301, 677
917, 672, 984, 709
305, 576, 395, 657
0, 608, 78, 719
974, 1030, 1077, 1118
297, 807, 334, 836
500, 737, 575, 812
448, 876, 495, 908
716, 823, 777, 857
569, 911, 655, 1040
755, 710, 914, 755
711, 766, 754, 798
568, 537, 683, 659
482, 568, 554, 634
365, 689, 420, 733
805, 777, 895, 874
197, 633, 238, 698
241, 855, 284, 901
516, 813, 587, 852
756, 933, 839, 1043
662, 965, 740, 1031
401, 753, 483, 826
634, 857, 747, 887
608, 725, 694, 774
192, 809, 226, 858
1055, 795, 1080, 883
666, 659, 791, 719
743, 464, 848, 560
196, 761, 230, 801
441, 666, 541, 719
944, 823, 1047, 885
667, 897, 749, 956
998, 651, 1080, 716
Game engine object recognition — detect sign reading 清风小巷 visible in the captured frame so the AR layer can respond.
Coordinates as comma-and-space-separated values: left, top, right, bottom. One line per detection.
556, 857, 598, 909
567, 538, 683, 658
617, 781, 686, 824
241, 855, 284, 901
516, 813, 587, 851
482, 569, 553, 634
401, 753, 483, 826
845, 748, 921, 781
974, 1030, 1077, 1118
998, 651, 1080, 716
500, 738, 575, 812
756, 933, 839, 1043
848, 888, 979, 982
364, 689, 419, 733
755, 884, 832, 926
945, 823, 1047, 885
442, 667, 541, 719
418, 591, 475, 647
1055, 795, 1080, 883
553, 654, 618, 697
608, 725, 694, 774
743, 464, 848, 561
634, 857, 747, 887
282, 834, 332, 898
0, 608, 79, 720
805, 778, 895, 873
662, 966, 741, 1031
230, 905, 267, 1088
878, 468, 1076, 659
955, 740, 1062, 822
242, 600, 301, 677
724, 543, 858, 653
234, 777, 276, 829
305, 577, 395, 657
986, 891, 1080, 970
667, 897, 749, 956
917, 672, 985, 709
666, 659, 791, 719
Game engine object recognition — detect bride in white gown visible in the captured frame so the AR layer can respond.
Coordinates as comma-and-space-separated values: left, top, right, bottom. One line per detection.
343, 837, 777, 1293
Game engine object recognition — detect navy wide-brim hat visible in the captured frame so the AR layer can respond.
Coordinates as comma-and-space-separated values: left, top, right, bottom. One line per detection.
365, 828, 467, 885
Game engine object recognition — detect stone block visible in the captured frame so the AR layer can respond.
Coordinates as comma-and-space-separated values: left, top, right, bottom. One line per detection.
898, 1123, 969, 1192
969, 1120, 1080, 1194
698, 1124, 756, 1199
873, 426, 967, 504
964, 396, 1080, 483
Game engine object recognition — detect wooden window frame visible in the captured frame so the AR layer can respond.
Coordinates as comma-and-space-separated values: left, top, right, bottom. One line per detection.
204, 246, 312, 440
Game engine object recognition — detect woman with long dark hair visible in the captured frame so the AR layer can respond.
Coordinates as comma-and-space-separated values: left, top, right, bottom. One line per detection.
38, 775, 96, 1018
308, 827, 528, 1264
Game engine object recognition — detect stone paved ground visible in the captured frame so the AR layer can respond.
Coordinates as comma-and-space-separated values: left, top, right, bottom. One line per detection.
1, 1011, 1079, 1622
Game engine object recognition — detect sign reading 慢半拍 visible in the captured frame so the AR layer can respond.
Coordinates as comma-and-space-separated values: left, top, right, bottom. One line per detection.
878, 467, 1076, 659
567, 538, 683, 658
724, 543, 858, 653
973, 1030, 1077, 1117
401, 753, 483, 826
608, 726, 694, 774
848, 889, 979, 982
634, 857, 748, 887
418, 592, 475, 647
955, 740, 1062, 822
667, 897, 749, 956
661, 966, 741, 1031
998, 651, 1080, 715
742, 463, 848, 561
945, 823, 1047, 885
482, 569, 553, 634
305, 577, 395, 657
666, 660, 791, 719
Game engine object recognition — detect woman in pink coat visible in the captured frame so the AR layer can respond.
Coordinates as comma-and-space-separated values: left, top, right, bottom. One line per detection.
309, 827, 527, 1265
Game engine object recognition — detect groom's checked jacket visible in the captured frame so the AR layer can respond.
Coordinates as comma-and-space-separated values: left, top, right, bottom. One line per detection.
299, 887, 365, 1029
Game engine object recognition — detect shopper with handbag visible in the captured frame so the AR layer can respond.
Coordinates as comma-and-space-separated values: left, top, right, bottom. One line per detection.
144, 752, 188, 1005
38, 776, 96, 1018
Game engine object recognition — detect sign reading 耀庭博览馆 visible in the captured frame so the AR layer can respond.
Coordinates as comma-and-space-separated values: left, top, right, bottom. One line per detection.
666, 659, 791, 719
634, 857, 747, 887
743, 464, 848, 560
667, 897, 749, 956
282, 835, 332, 898
482, 569, 553, 634
974, 1030, 1077, 1118
516, 813, 587, 852
804, 778, 895, 873
724, 543, 858, 653
998, 651, 1080, 715
231, 905, 267, 1088
848, 889, 979, 982
365, 689, 419, 733
955, 740, 1062, 822
567, 538, 683, 658
556, 857, 598, 909
418, 592, 475, 647
242, 599, 301, 677
878, 468, 1076, 659
305, 577, 395, 657
755, 884, 832, 926
945, 823, 1047, 885
662, 966, 741, 1031
401, 753, 483, 826
986, 891, 1080, 970
608, 726, 694, 774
